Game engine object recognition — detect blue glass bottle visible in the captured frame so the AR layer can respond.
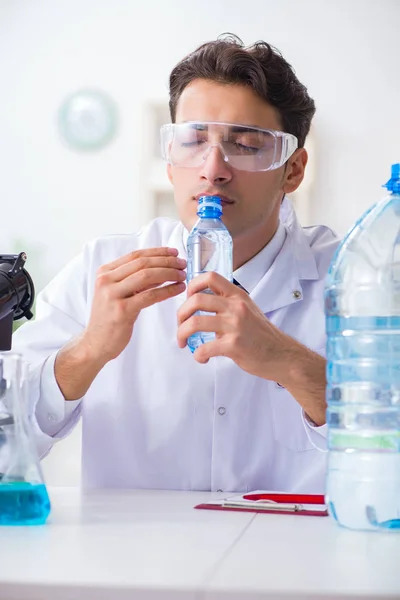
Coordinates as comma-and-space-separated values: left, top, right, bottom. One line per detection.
186, 196, 233, 353
325, 163, 400, 531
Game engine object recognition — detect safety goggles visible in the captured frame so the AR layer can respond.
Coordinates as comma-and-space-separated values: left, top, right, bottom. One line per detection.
160, 121, 298, 172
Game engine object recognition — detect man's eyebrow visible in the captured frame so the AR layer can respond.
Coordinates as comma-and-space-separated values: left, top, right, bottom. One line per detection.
180, 122, 264, 133
182, 122, 208, 130
229, 126, 262, 133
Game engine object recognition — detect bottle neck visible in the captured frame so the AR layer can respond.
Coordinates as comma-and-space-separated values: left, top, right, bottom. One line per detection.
197, 207, 222, 219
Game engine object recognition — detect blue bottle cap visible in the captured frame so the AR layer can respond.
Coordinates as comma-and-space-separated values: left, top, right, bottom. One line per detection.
197, 195, 222, 213
383, 163, 400, 194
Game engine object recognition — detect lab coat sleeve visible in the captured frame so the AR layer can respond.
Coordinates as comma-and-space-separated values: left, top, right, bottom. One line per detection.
300, 343, 328, 452
12, 248, 90, 458
301, 410, 327, 452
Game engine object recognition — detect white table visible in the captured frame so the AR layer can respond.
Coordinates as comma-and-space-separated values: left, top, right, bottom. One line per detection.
0, 487, 398, 600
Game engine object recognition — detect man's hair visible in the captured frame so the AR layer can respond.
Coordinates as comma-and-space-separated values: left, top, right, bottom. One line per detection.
169, 34, 315, 148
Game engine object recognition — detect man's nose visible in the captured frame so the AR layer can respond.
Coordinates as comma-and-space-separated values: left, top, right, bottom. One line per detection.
199, 143, 233, 185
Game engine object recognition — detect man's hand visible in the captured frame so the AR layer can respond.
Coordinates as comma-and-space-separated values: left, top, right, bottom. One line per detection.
83, 247, 186, 364
177, 272, 288, 379
55, 247, 186, 400
177, 272, 327, 425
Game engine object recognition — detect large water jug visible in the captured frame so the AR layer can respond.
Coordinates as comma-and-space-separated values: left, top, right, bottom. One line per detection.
325, 163, 400, 531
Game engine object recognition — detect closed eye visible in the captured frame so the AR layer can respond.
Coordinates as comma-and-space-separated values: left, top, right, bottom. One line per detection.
180, 140, 206, 147
234, 142, 259, 154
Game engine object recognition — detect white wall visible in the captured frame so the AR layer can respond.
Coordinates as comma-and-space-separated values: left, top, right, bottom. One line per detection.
1, 0, 399, 485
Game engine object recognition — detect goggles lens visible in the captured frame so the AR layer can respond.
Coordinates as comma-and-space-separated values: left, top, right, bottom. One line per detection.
160, 121, 298, 172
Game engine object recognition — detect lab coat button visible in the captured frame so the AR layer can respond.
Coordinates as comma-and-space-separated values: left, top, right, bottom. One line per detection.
218, 406, 226, 415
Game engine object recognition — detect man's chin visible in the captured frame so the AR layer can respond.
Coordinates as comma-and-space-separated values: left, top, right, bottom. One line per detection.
181, 215, 197, 232
220, 215, 238, 236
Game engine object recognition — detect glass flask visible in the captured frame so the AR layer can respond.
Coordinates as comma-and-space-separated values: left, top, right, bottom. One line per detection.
0, 352, 50, 525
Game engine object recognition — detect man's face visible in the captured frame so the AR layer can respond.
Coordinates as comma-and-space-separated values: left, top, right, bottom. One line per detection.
167, 79, 301, 243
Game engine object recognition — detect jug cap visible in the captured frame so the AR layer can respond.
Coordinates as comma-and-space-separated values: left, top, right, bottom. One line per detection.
383, 163, 400, 194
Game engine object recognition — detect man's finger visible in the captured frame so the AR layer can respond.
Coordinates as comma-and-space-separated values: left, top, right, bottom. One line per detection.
177, 293, 224, 325
116, 268, 187, 297
132, 281, 186, 311
193, 338, 230, 363
177, 315, 222, 348
99, 247, 179, 273
108, 256, 186, 284
187, 272, 238, 297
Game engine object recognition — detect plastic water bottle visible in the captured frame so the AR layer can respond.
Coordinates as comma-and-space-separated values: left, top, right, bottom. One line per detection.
186, 195, 233, 353
325, 163, 400, 531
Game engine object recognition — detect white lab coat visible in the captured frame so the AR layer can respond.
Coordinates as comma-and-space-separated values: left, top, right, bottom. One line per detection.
12, 198, 340, 492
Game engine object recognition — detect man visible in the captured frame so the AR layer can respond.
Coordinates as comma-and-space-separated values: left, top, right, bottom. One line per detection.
13, 34, 339, 492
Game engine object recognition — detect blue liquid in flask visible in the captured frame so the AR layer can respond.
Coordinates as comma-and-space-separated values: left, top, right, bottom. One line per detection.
0, 482, 51, 525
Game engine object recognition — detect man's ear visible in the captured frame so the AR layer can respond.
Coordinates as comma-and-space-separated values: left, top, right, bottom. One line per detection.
282, 148, 308, 194
167, 164, 173, 184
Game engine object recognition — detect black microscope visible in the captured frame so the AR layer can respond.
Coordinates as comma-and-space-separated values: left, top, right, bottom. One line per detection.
0, 253, 35, 352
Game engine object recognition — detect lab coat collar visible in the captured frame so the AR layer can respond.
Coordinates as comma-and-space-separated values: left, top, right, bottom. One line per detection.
280, 195, 320, 282
251, 197, 320, 314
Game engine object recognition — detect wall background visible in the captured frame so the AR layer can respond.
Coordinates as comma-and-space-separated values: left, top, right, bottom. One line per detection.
1, 0, 398, 484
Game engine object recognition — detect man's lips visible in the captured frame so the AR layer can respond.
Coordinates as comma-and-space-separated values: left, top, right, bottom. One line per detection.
193, 194, 235, 204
